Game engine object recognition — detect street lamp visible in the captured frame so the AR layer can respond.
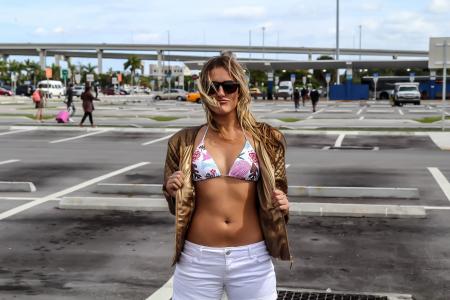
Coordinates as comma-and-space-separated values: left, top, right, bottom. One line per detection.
262, 26, 266, 59
336, 0, 340, 84
359, 24, 362, 61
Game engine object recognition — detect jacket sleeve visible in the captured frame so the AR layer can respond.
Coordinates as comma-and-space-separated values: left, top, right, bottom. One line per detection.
163, 134, 180, 215
272, 129, 289, 223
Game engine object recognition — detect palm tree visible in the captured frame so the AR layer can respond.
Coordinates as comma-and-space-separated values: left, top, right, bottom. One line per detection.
68, 63, 77, 84
9, 60, 25, 83
81, 63, 97, 84
124, 55, 142, 92
23, 60, 41, 86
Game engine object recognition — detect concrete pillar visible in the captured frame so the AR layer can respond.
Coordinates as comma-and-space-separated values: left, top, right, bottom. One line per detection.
2, 54, 9, 63
157, 50, 163, 90
308, 53, 312, 60
96, 49, 103, 74
54, 54, 61, 67
37, 49, 46, 69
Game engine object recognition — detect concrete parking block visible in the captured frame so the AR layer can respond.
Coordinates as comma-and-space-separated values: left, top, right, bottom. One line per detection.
289, 186, 419, 199
0, 181, 36, 192
59, 197, 167, 211
290, 202, 426, 218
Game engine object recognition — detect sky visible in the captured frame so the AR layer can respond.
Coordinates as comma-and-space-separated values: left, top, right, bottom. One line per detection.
1, 0, 450, 72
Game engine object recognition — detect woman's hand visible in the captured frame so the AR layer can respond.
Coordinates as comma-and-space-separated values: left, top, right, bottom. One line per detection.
166, 171, 185, 198
272, 189, 289, 215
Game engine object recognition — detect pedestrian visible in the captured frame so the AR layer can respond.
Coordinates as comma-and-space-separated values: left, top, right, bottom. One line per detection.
66, 83, 75, 120
310, 87, 320, 113
300, 86, 308, 106
293, 88, 300, 111
32, 87, 45, 122
79, 84, 96, 127
163, 54, 291, 300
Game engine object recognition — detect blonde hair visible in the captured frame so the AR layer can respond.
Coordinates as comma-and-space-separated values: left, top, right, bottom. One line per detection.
197, 54, 262, 142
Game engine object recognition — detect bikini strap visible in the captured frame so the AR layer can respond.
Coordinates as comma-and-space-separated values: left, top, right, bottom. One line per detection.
201, 126, 209, 143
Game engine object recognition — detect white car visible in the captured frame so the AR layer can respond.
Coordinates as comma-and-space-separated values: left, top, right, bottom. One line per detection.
150, 89, 187, 101
37, 80, 65, 98
392, 83, 421, 106
72, 85, 84, 97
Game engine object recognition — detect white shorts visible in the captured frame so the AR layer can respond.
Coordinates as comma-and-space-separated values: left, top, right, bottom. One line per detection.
173, 240, 277, 300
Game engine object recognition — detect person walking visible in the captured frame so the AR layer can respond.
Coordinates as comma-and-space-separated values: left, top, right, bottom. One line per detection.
310, 87, 320, 113
79, 85, 96, 127
300, 86, 308, 107
93, 83, 99, 99
66, 83, 75, 121
33, 88, 45, 122
293, 88, 300, 111
163, 54, 291, 300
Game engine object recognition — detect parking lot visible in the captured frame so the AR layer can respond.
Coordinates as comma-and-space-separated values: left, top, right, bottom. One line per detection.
0, 123, 450, 299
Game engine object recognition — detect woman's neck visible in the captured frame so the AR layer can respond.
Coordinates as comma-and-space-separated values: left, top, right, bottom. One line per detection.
212, 111, 242, 138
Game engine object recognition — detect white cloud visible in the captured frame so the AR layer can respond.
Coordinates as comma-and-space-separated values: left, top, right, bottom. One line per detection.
360, 2, 382, 11
223, 6, 266, 19
53, 26, 65, 34
132, 33, 160, 43
428, 0, 450, 13
34, 27, 46, 35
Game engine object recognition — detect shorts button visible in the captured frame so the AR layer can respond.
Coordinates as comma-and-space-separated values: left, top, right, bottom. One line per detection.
225, 250, 231, 255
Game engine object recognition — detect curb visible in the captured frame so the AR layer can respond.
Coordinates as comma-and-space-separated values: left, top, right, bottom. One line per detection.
0, 181, 36, 193
58, 196, 426, 218
289, 186, 419, 199
290, 202, 426, 218
59, 197, 167, 212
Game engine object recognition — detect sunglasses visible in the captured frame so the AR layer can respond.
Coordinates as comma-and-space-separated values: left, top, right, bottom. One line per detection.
208, 81, 239, 95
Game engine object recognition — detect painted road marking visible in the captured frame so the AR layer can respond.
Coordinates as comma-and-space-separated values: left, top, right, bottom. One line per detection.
142, 134, 174, 146
334, 134, 346, 147
0, 197, 57, 201
0, 129, 35, 136
313, 108, 325, 114
428, 167, 450, 202
359, 116, 364, 120
49, 130, 110, 144
306, 115, 314, 120
0, 162, 150, 220
0, 159, 20, 166
286, 164, 291, 168
398, 108, 404, 115
356, 108, 363, 115
146, 276, 173, 300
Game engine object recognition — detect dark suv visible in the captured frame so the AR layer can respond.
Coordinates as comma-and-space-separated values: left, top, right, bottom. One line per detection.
16, 84, 35, 96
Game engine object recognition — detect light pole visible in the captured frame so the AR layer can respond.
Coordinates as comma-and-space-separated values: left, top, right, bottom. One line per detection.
262, 26, 266, 60
359, 25, 362, 61
249, 30, 252, 59
168, 30, 171, 92
336, 0, 340, 84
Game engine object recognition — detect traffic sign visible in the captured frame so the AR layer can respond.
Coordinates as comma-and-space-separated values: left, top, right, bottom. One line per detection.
325, 73, 331, 83
75, 74, 81, 84
373, 73, 379, 84
61, 69, 68, 80
117, 73, 122, 82
290, 73, 296, 83
112, 77, 118, 85
302, 76, 306, 85
409, 72, 415, 82
86, 74, 94, 82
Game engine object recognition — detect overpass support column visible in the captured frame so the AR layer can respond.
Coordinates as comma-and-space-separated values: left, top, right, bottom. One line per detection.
308, 53, 312, 60
97, 49, 103, 74
1, 54, 9, 63
54, 54, 61, 67
157, 50, 163, 90
37, 49, 46, 69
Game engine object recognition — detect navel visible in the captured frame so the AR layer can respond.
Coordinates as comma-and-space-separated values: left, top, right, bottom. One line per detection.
224, 218, 231, 225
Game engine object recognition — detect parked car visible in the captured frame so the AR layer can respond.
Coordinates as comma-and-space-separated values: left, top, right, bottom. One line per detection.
274, 81, 293, 100
15, 84, 35, 96
391, 82, 421, 106
0, 87, 13, 96
37, 80, 65, 98
249, 87, 262, 100
150, 89, 187, 101
73, 85, 84, 97
187, 91, 201, 103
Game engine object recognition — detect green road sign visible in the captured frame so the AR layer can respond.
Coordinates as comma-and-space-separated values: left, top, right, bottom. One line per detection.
62, 69, 68, 80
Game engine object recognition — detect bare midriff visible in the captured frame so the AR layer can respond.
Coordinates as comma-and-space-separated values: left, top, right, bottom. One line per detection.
186, 177, 263, 247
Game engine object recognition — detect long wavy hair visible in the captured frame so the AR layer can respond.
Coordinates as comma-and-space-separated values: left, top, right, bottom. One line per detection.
197, 54, 263, 141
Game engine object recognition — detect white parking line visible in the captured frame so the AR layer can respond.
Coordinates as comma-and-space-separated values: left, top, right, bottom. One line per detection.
0, 159, 20, 166
359, 116, 364, 120
356, 108, 363, 115
142, 134, 173, 146
285, 164, 290, 168
0, 162, 150, 220
306, 115, 314, 120
0, 129, 35, 136
49, 130, 110, 144
334, 134, 346, 147
398, 108, 404, 115
428, 167, 450, 202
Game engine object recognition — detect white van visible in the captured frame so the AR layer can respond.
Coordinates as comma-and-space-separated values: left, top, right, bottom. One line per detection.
37, 80, 65, 98
275, 81, 293, 99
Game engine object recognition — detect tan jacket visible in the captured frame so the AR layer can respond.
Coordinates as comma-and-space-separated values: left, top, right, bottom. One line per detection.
163, 123, 292, 265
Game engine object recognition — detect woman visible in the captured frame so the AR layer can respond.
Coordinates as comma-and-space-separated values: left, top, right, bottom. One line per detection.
163, 54, 291, 300
34, 88, 45, 122
79, 85, 95, 127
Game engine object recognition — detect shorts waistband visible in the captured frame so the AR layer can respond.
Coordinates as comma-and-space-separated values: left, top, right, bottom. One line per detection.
183, 240, 268, 258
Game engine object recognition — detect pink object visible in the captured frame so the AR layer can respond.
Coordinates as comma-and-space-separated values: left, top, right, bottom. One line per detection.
55, 110, 70, 123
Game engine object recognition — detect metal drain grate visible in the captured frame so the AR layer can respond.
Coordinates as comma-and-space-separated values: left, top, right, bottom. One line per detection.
277, 290, 388, 300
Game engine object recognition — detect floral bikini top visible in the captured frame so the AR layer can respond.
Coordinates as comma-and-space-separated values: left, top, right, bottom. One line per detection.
192, 127, 260, 182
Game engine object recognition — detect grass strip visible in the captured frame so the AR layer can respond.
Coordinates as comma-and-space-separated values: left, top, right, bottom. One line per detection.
277, 117, 302, 123
149, 116, 181, 122
415, 116, 450, 123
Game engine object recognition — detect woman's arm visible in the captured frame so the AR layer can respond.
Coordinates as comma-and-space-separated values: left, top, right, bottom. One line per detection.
163, 135, 180, 215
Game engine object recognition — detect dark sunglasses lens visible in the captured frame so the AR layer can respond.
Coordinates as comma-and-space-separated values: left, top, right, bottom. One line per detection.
222, 82, 239, 94
207, 82, 220, 95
